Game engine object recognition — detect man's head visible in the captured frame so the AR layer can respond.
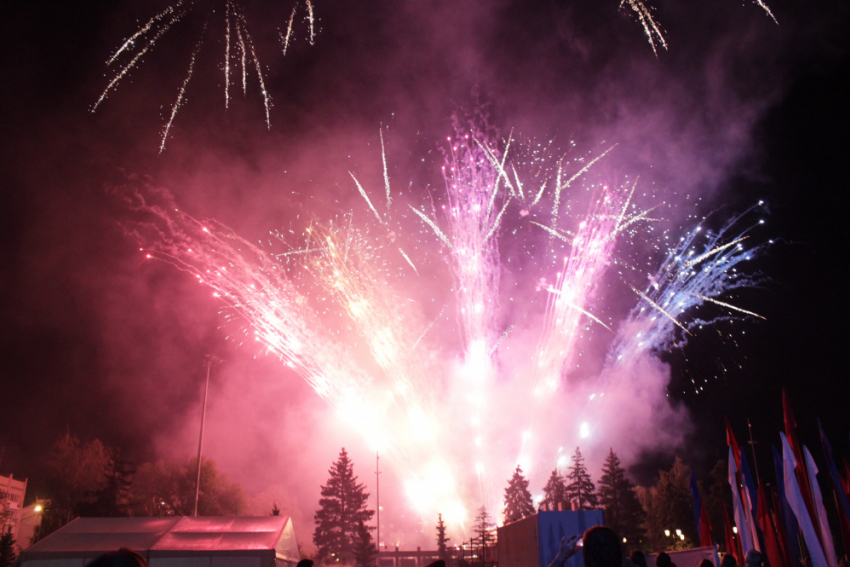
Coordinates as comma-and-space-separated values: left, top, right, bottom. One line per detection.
656, 552, 672, 567
745, 550, 762, 567
582, 526, 622, 567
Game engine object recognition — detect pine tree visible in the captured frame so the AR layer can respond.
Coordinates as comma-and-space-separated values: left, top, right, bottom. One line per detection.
597, 449, 644, 545
540, 469, 567, 511
314, 448, 375, 565
565, 447, 598, 510
0, 530, 16, 567
504, 465, 536, 523
84, 446, 135, 517
353, 519, 377, 567
474, 506, 495, 563
436, 513, 451, 561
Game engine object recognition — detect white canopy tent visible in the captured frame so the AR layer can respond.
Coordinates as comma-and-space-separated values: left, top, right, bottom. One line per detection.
20, 516, 301, 567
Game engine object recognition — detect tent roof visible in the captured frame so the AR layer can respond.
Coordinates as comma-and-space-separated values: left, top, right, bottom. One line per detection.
24, 516, 293, 555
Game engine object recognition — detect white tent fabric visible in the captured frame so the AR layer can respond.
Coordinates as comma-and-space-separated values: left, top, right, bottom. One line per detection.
20, 516, 300, 567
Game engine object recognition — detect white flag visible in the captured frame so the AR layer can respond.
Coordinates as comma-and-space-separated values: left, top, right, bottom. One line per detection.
729, 447, 755, 555
804, 445, 838, 567
781, 433, 829, 567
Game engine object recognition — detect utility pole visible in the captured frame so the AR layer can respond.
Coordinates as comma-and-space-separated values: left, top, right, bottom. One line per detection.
375, 452, 381, 552
194, 355, 221, 517
747, 418, 761, 486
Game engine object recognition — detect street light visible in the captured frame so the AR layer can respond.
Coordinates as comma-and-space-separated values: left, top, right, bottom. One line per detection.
664, 530, 671, 537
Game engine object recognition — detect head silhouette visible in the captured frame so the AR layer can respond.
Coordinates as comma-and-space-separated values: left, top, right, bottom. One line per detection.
630, 550, 648, 567
582, 526, 622, 567
85, 549, 147, 567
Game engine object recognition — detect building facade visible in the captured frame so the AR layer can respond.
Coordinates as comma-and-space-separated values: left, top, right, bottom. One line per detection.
0, 473, 28, 542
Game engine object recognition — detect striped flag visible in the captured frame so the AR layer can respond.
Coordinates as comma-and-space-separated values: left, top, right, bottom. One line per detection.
781, 432, 829, 567
803, 446, 838, 567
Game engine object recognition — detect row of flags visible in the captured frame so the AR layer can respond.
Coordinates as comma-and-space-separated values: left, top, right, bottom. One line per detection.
688, 389, 850, 567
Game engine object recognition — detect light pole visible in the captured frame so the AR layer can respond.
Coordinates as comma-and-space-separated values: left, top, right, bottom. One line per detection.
194, 355, 221, 517
375, 452, 381, 552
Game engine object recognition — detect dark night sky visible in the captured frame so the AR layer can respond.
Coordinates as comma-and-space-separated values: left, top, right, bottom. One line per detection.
1, 0, 849, 547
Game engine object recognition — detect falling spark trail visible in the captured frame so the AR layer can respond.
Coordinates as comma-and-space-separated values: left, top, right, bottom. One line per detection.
683, 236, 747, 269
552, 145, 616, 217
93, 10, 184, 111
411, 305, 446, 351
608, 205, 662, 241
546, 287, 613, 331
409, 206, 452, 249
397, 247, 418, 275
237, 12, 272, 128
225, 1, 232, 108
98, 0, 315, 149
490, 325, 515, 356
352, 173, 383, 223
753, 0, 778, 23
620, 0, 667, 56
695, 294, 766, 320
510, 165, 525, 201
381, 129, 392, 208
280, 4, 297, 56
236, 19, 247, 95
305, 0, 315, 45
484, 198, 510, 242
531, 180, 548, 207
160, 22, 209, 154
629, 283, 692, 335
531, 221, 571, 243
106, 3, 180, 66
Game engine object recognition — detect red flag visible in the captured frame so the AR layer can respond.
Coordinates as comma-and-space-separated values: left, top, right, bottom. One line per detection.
782, 388, 800, 460
835, 492, 850, 566
699, 501, 714, 547
782, 389, 822, 548
724, 503, 741, 562
842, 460, 850, 499
727, 418, 743, 468
770, 487, 794, 567
758, 482, 788, 567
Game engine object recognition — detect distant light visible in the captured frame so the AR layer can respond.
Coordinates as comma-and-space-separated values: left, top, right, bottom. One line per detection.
579, 422, 590, 438
664, 530, 671, 537
732, 526, 738, 534
34, 505, 43, 512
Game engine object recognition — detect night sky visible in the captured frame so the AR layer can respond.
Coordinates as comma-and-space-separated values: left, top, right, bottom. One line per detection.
1, 0, 849, 548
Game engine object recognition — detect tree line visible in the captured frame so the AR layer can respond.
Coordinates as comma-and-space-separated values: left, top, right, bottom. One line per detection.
32, 431, 246, 543
501, 447, 733, 553
311, 446, 735, 567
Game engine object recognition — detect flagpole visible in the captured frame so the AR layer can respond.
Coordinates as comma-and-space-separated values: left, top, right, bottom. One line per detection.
748, 418, 762, 486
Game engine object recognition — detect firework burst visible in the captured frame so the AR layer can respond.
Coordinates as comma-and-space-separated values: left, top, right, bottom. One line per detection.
125, 123, 769, 535
94, 0, 316, 152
